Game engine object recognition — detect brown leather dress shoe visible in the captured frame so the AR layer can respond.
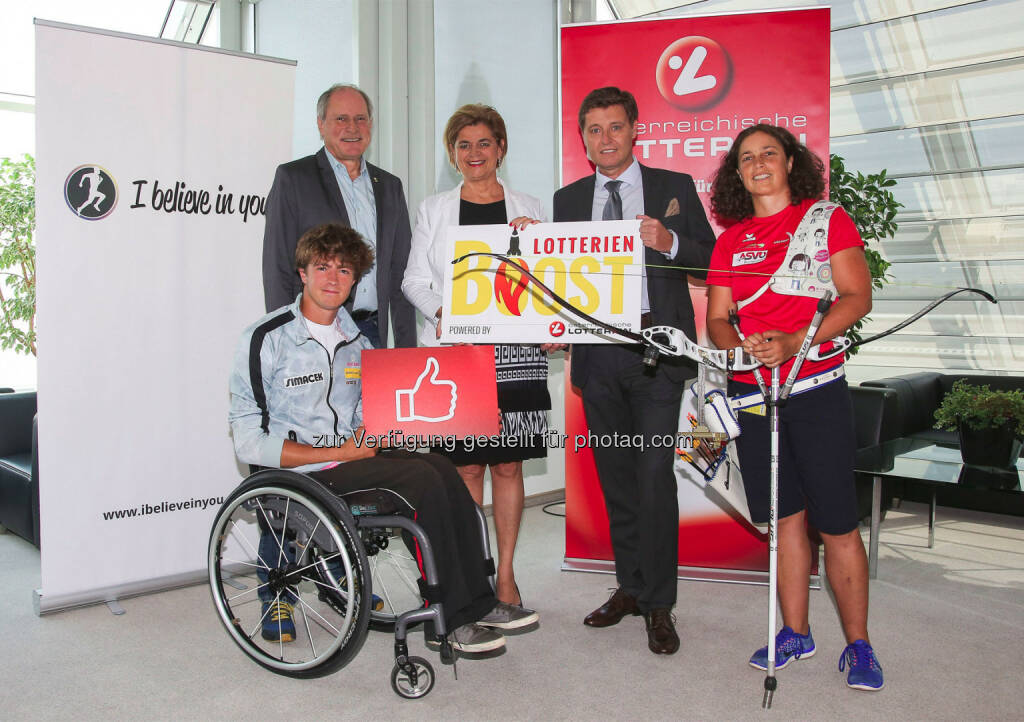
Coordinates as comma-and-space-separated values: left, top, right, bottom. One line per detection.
583, 588, 639, 627
645, 608, 679, 654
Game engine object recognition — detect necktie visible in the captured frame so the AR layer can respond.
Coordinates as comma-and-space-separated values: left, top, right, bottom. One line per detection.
602, 180, 623, 221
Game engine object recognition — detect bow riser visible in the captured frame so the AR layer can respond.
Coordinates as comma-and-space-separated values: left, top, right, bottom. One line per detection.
642, 326, 761, 372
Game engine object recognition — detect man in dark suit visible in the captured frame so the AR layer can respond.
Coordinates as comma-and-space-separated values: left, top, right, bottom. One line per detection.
262, 84, 416, 348
553, 86, 715, 655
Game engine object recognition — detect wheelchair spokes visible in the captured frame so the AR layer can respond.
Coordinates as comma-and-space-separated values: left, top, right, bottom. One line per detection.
209, 470, 460, 697
209, 481, 370, 677
364, 528, 424, 625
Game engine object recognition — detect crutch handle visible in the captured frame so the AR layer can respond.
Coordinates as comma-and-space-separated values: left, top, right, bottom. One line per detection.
779, 291, 834, 402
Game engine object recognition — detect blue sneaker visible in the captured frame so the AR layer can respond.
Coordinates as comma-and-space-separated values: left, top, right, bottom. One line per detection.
839, 640, 884, 691
261, 600, 296, 642
749, 626, 816, 670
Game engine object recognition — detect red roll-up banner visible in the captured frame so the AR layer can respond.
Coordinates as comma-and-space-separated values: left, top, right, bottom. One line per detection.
560, 9, 830, 577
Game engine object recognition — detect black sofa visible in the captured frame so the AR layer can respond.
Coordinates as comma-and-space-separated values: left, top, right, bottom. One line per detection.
861, 372, 1024, 444
858, 372, 1024, 515
849, 384, 898, 520
0, 391, 39, 547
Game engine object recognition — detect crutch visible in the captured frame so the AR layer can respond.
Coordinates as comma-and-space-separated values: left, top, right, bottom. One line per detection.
761, 291, 833, 709
763, 364, 781, 708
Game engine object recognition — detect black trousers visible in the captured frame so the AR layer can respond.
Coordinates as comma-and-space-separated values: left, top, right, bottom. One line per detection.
353, 313, 381, 348
311, 450, 496, 630
730, 379, 859, 535
580, 345, 683, 611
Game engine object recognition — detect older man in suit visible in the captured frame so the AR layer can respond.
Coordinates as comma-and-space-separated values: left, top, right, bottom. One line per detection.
554, 86, 716, 655
262, 84, 416, 348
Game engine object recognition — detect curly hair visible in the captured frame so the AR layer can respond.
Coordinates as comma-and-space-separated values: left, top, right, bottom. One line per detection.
710, 124, 825, 225
443, 104, 508, 169
577, 86, 638, 130
295, 223, 375, 280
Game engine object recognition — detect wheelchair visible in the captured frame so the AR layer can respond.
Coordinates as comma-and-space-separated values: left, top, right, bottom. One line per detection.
207, 467, 494, 699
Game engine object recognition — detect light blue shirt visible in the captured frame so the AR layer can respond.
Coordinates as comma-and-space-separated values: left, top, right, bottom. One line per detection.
326, 150, 378, 312
592, 158, 678, 313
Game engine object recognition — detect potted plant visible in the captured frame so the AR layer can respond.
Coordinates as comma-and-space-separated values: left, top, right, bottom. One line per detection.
934, 379, 1024, 469
0, 154, 36, 357
829, 154, 897, 355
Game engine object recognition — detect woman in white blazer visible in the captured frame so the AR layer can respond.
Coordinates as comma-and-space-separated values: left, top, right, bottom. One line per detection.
402, 183, 544, 346
403, 104, 549, 625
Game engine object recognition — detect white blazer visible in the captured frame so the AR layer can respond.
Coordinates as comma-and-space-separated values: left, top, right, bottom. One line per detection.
402, 179, 546, 347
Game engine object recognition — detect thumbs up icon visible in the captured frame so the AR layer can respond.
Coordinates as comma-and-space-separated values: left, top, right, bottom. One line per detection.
395, 357, 458, 422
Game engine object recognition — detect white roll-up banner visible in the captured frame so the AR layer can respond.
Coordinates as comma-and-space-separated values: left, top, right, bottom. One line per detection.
34, 21, 295, 613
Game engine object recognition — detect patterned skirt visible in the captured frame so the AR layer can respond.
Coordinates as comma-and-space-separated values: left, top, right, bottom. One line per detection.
438, 344, 551, 466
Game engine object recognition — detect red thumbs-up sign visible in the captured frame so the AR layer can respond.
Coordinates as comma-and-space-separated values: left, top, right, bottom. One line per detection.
361, 346, 500, 438
395, 357, 457, 422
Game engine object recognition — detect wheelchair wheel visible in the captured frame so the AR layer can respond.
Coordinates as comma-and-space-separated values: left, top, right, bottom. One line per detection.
362, 525, 426, 627
391, 656, 435, 699
208, 470, 371, 678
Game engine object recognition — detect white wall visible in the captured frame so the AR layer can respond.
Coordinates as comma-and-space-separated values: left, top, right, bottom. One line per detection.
431, 0, 559, 216
256, 0, 357, 159
255, 0, 561, 234
432, 0, 563, 501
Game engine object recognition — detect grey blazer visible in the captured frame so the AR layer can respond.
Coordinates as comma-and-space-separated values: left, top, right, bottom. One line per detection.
261, 147, 416, 348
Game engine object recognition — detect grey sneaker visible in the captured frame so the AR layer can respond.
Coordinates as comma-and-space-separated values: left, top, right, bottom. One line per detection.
478, 601, 540, 630
450, 622, 506, 653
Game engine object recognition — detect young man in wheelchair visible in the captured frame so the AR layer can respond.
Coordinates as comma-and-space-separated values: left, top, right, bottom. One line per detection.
228, 223, 537, 654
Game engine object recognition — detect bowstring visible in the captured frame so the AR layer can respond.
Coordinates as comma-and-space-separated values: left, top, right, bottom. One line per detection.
454, 253, 1003, 295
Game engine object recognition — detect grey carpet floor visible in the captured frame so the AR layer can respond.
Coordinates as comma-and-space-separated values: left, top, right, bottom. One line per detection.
1, 500, 1022, 720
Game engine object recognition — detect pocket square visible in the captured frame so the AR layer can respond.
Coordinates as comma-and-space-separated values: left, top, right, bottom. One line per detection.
665, 198, 680, 217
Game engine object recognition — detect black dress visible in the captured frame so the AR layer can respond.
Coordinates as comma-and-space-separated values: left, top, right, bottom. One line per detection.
440, 198, 550, 465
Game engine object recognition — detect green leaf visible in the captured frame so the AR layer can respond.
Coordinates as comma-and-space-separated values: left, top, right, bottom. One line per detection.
0, 154, 36, 357
828, 153, 902, 340
934, 380, 1024, 437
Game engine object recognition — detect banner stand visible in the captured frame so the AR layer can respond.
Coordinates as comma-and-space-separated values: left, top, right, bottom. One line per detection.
34, 20, 295, 614
33, 570, 207, 616
558, 9, 831, 579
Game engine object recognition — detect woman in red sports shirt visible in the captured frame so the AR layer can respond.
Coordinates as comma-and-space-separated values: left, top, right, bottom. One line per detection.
706, 124, 883, 691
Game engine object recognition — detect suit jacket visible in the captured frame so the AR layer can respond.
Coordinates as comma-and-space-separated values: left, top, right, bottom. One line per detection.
402, 179, 546, 347
261, 147, 416, 348
553, 163, 715, 386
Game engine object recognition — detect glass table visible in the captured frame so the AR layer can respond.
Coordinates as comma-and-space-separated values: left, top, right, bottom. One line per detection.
855, 438, 1023, 578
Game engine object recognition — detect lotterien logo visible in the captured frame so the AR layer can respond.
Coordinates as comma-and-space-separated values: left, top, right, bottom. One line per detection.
64, 165, 118, 220
655, 36, 732, 111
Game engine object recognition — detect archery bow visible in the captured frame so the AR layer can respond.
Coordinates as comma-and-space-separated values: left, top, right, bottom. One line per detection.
450, 251, 761, 372
452, 250, 997, 711
451, 251, 997, 365
850, 286, 997, 348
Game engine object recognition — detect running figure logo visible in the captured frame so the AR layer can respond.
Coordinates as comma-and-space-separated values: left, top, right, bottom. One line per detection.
64, 165, 118, 220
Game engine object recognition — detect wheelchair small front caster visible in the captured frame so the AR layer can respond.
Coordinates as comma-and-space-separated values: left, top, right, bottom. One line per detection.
391, 655, 435, 699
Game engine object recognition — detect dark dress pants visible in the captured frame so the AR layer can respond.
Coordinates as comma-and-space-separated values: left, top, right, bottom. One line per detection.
580, 345, 683, 611
353, 313, 381, 348
311, 450, 496, 630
